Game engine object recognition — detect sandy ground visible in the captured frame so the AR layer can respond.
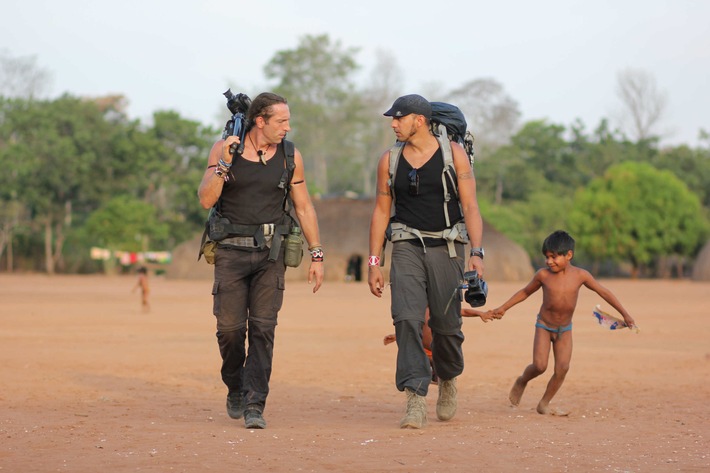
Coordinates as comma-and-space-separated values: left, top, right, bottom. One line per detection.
1, 273, 708, 472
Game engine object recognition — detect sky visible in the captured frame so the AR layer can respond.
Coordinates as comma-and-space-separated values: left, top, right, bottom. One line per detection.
2, 0, 709, 147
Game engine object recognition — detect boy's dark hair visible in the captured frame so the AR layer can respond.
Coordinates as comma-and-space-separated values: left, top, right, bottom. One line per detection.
137, 266, 148, 274
542, 230, 575, 256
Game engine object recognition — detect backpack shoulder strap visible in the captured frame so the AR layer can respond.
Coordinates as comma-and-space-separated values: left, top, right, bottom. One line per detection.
388, 141, 404, 188
279, 140, 297, 212
434, 123, 460, 227
387, 142, 405, 217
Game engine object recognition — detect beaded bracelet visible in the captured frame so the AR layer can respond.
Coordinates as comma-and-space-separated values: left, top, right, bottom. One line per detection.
309, 247, 324, 262
218, 158, 232, 168
214, 166, 230, 182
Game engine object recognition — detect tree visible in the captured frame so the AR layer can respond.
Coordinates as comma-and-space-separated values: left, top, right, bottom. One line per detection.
445, 78, 521, 155
83, 195, 169, 274
615, 68, 667, 141
0, 49, 52, 99
357, 49, 405, 196
0, 95, 117, 273
569, 162, 709, 277
264, 34, 361, 194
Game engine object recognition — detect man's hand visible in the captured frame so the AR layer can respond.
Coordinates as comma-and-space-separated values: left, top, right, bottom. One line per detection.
368, 266, 385, 297
222, 136, 240, 163
468, 255, 484, 277
308, 261, 324, 293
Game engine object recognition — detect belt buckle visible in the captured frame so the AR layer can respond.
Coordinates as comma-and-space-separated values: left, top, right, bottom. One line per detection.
263, 223, 275, 236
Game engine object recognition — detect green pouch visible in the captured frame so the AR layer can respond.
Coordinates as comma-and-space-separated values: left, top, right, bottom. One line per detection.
201, 240, 217, 265
283, 229, 303, 268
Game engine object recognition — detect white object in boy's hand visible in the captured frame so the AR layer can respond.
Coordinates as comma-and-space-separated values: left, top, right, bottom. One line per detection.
593, 305, 640, 333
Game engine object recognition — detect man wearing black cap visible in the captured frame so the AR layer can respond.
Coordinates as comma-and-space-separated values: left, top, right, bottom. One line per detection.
368, 94, 485, 429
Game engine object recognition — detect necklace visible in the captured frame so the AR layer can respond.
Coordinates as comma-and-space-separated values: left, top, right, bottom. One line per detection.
248, 132, 271, 165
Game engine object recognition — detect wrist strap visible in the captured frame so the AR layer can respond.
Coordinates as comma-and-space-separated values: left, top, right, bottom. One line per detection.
309, 247, 324, 262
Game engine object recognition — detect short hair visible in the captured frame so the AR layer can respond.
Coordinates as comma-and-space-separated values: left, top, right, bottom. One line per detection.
248, 92, 287, 125
542, 230, 575, 256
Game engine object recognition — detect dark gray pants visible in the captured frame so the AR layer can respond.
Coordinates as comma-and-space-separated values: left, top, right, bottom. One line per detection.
212, 245, 286, 410
390, 241, 465, 396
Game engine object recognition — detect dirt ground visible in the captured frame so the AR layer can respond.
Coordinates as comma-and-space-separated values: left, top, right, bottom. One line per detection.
1, 274, 708, 472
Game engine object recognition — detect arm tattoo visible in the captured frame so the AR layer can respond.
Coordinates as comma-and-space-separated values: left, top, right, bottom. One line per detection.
377, 189, 391, 196
458, 171, 473, 180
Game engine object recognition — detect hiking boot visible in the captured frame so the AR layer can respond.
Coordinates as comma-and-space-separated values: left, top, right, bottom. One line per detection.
436, 377, 457, 421
226, 391, 245, 419
244, 406, 267, 429
400, 388, 427, 429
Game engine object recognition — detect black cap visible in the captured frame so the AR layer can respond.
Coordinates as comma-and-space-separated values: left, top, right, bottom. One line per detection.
383, 94, 432, 119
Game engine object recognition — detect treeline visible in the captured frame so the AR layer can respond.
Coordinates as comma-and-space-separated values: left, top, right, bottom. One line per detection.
0, 36, 708, 276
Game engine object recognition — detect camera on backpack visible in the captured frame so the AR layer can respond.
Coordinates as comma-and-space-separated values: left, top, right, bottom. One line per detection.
462, 270, 488, 307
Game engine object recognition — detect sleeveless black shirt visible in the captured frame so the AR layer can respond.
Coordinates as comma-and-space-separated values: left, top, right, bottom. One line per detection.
218, 142, 287, 225
393, 147, 462, 232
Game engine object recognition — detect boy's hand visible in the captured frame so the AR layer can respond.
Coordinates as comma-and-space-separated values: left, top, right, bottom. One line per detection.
492, 307, 505, 319
383, 334, 396, 345
479, 310, 496, 323
623, 314, 636, 329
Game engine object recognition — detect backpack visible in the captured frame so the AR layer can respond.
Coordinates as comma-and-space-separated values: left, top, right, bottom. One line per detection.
387, 102, 475, 228
198, 140, 297, 263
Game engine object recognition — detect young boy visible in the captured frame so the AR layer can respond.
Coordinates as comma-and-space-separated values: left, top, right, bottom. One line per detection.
384, 307, 496, 384
132, 266, 150, 313
492, 230, 636, 415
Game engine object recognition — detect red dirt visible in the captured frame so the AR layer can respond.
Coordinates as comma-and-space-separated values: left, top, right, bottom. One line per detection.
1, 274, 708, 472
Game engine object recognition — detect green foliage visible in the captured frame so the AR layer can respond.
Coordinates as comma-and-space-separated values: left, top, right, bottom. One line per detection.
84, 195, 169, 252
482, 191, 573, 264
2, 37, 710, 276
649, 144, 710, 208
568, 162, 709, 271
0, 93, 213, 271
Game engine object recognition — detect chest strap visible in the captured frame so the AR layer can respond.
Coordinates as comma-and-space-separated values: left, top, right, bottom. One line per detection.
386, 221, 469, 258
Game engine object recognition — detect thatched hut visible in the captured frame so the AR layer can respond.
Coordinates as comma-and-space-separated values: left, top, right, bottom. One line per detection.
691, 240, 710, 281
167, 197, 534, 282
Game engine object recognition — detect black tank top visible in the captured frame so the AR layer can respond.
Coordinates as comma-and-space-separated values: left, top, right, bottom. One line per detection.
393, 147, 462, 232
218, 143, 287, 225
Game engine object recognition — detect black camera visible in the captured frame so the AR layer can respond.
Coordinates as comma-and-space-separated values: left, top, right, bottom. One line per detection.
462, 270, 488, 307
224, 89, 251, 116
222, 89, 252, 155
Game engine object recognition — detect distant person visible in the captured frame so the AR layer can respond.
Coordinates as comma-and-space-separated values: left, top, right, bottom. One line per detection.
197, 92, 324, 429
132, 266, 150, 313
492, 230, 636, 415
346, 254, 363, 282
384, 307, 496, 384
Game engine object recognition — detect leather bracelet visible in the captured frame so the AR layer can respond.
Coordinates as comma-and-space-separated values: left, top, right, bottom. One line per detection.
214, 167, 230, 182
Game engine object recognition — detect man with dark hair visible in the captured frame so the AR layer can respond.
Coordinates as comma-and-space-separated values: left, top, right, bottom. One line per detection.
198, 92, 324, 429
368, 94, 485, 429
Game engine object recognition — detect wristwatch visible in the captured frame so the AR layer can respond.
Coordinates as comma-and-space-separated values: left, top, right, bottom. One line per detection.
470, 247, 485, 259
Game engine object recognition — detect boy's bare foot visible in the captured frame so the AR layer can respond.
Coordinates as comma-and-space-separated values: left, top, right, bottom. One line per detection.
509, 377, 526, 406
536, 402, 570, 416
